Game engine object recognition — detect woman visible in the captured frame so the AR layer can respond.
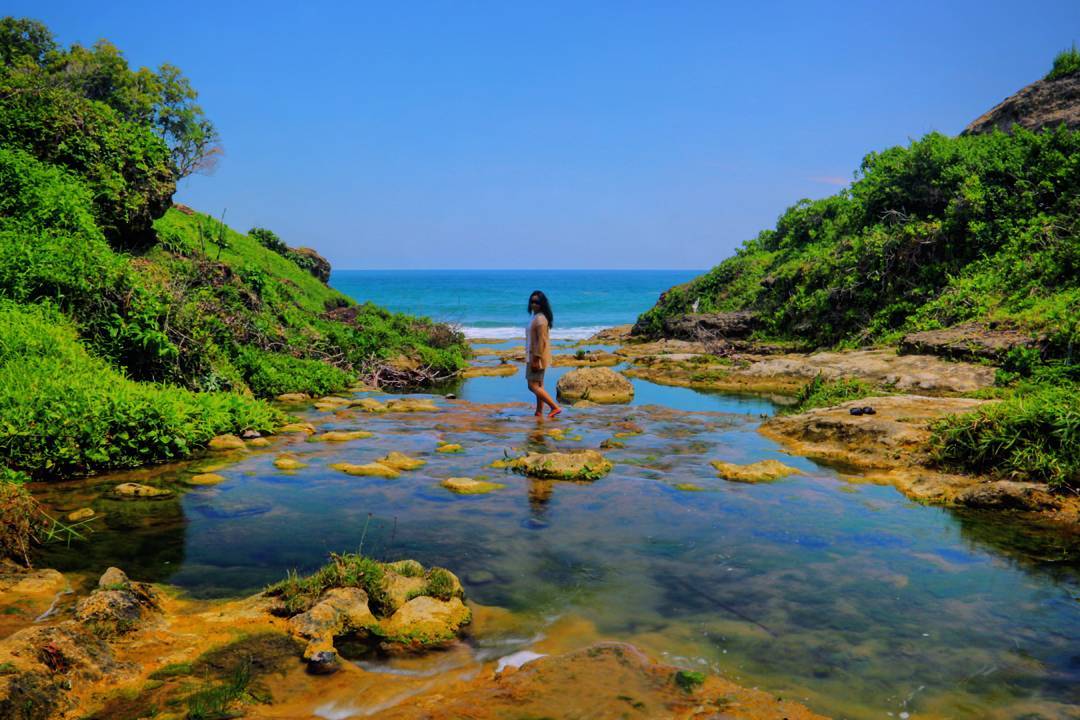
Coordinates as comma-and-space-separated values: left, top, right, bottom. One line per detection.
526, 290, 561, 418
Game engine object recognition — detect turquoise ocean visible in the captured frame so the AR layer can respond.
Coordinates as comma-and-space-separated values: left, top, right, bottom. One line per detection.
329, 269, 702, 339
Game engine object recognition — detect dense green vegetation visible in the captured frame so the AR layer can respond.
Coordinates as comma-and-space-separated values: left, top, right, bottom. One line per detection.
636, 127, 1080, 352
785, 375, 881, 414
0, 17, 468, 561
637, 73, 1080, 489
1047, 44, 1080, 81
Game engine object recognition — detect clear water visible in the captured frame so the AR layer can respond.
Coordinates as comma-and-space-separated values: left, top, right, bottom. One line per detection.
30, 369, 1080, 719
25, 271, 1080, 719
329, 269, 700, 339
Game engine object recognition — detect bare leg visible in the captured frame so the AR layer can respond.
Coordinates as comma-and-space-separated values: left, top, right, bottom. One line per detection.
534, 393, 543, 417
530, 382, 560, 417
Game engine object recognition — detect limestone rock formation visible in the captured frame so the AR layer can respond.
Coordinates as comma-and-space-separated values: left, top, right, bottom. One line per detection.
556, 367, 634, 403
964, 70, 1080, 135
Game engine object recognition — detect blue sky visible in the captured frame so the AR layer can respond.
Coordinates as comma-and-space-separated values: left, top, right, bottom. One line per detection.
15, 2, 1080, 269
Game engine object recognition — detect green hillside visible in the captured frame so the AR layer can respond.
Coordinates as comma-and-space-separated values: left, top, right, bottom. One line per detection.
636, 127, 1080, 352
0, 16, 467, 557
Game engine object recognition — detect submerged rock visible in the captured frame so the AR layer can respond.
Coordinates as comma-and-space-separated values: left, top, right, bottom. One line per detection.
279, 422, 316, 434
66, 508, 95, 522
350, 397, 388, 412
330, 462, 400, 478
436, 442, 463, 454
386, 398, 440, 413
710, 459, 802, 483
111, 483, 172, 499
273, 455, 307, 470
208, 434, 246, 451
311, 430, 374, 442
441, 477, 504, 495
186, 473, 225, 486
463, 364, 519, 377
556, 367, 634, 403
509, 449, 612, 480
246, 437, 272, 448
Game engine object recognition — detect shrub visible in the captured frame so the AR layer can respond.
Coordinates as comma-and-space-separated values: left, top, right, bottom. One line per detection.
930, 384, 1080, 489
0, 301, 283, 479
234, 347, 352, 398
786, 374, 879, 414
265, 552, 389, 616
0, 468, 38, 565
1047, 44, 1080, 81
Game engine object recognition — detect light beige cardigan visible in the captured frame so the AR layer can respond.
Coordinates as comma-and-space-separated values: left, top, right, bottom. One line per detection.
528, 314, 552, 369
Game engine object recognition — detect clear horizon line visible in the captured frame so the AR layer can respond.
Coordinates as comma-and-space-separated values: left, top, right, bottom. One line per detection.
331, 268, 707, 272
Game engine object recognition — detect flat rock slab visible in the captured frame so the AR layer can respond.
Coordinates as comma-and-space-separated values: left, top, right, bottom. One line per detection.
737, 349, 996, 395
509, 449, 613, 481
899, 323, 1037, 362
760, 395, 989, 470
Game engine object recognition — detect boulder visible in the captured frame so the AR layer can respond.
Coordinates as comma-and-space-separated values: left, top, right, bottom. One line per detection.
710, 459, 802, 483
290, 247, 332, 283
509, 450, 612, 481
556, 367, 634, 404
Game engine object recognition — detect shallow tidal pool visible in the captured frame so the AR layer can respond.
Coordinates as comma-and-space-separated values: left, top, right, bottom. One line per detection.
31, 362, 1080, 719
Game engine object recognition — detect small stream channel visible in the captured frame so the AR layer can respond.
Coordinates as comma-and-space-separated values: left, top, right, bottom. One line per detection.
29, 343, 1080, 719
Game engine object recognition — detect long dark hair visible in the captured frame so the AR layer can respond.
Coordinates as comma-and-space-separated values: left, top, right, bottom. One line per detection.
527, 290, 554, 328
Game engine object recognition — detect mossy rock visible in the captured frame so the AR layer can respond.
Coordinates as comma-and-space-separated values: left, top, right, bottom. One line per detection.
376, 596, 472, 647
556, 367, 634, 404
508, 450, 612, 481
279, 422, 316, 434
674, 483, 705, 491
329, 462, 400, 478
385, 398, 440, 413
273, 455, 307, 470
378, 452, 426, 470
710, 459, 802, 483
186, 473, 225, 486
436, 443, 463, 454
441, 477, 504, 495
350, 397, 388, 412
311, 430, 373, 442
111, 483, 173, 499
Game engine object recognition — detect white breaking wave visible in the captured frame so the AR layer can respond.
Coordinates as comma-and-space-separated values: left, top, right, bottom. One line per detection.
461, 325, 607, 341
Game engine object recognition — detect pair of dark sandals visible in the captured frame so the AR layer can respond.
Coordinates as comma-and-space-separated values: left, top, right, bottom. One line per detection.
849, 406, 876, 416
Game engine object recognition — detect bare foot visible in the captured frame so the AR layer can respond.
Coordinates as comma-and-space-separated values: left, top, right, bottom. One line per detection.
548, 407, 562, 419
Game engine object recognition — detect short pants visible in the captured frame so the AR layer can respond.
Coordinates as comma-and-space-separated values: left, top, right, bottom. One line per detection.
526, 366, 545, 384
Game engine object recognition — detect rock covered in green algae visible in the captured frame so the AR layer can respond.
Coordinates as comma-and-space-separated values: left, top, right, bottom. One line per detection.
112, 483, 172, 499
350, 397, 388, 412
275, 392, 310, 403
273, 455, 307, 470
186, 473, 225, 486
268, 556, 469, 673
279, 422, 316, 434
508, 449, 613, 480
330, 461, 400, 478
66, 507, 95, 521
710, 459, 802, 483
556, 367, 634, 403
441, 477, 504, 495
386, 398, 440, 412
311, 429, 374, 442
377, 451, 426, 470
436, 442, 463, 453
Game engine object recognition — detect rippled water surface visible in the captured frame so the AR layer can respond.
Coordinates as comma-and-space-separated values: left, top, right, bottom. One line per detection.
31, 362, 1080, 719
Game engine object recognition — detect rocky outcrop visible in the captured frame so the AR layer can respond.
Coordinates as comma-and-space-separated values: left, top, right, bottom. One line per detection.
556, 367, 634, 403
899, 322, 1039, 362
289, 247, 331, 283
655, 311, 758, 341
441, 477, 504, 494
759, 395, 988, 470
964, 70, 1080, 135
